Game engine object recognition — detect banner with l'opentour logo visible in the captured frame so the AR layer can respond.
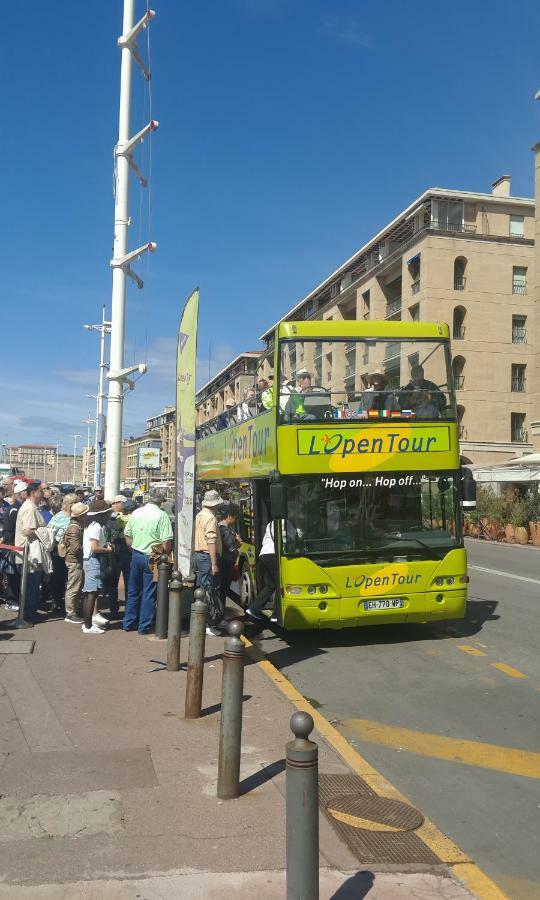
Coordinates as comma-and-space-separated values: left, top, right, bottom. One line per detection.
175, 288, 199, 577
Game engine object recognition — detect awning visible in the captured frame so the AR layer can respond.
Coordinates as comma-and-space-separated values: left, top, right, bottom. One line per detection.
407, 252, 420, 266
471, 466, 540, 483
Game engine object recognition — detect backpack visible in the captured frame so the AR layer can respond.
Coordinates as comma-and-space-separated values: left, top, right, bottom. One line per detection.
58, 523, 79, 558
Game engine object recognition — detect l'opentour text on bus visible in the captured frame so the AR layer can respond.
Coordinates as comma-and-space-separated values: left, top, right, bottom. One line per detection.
195, 320, 476, 631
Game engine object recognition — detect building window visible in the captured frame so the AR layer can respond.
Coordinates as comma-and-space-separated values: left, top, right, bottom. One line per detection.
454, 257, 467, 290
511, 364, 526, 392
432, 199, 464, 232
511, 412, 527, 442
457, 404, 466, 439
409, 303, 420, 322
512, 315, 526, 344
362, 290, 370, 320
509, 214, 524, 237
512, 266, 527, 295
452, 355, 465, 390
453, 306, 466, 339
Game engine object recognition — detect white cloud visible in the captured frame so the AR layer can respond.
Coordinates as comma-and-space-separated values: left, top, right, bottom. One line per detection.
320, 15, 373, 48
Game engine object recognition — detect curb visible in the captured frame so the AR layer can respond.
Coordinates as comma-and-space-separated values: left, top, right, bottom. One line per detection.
243, 634, 508, 900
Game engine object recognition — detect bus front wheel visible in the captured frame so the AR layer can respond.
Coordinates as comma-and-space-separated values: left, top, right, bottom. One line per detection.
239, 562, 255, 610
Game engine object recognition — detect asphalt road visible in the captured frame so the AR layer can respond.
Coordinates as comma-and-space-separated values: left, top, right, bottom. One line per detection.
253, 538, 540, 899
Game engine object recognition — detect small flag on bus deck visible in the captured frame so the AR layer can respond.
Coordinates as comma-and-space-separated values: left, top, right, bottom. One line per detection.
401, 410, 415, 418
368, 410, 379, 418
390, 410, 402, 417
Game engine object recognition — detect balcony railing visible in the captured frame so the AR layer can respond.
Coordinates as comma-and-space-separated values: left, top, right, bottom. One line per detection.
411, 280, 420, 295
454, 374, 465, 389
430, 220, 477, 233
511, 378, 526, 393
453, 325, 466, 339
512, 429, 528, 442
512, 330, 527, 344
454, 276, 466, 290
512, 283, 527, 295
385, 299, 402, 318
384, 343, 400, 361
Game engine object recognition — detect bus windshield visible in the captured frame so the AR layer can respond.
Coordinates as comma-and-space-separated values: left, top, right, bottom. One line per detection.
282, 471, 460, 562
279, 337, 455, 423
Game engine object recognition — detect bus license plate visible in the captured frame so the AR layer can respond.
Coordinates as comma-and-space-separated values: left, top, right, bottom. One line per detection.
363, 598, 404, 611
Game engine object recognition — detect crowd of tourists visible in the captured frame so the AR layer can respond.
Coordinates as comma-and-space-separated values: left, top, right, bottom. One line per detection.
0, 481, 173, 636
0, 479, 262, 638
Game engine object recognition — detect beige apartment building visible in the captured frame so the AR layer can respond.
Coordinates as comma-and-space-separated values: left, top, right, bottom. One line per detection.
146, 406, 175, 480
196, 351, 261, 424
260, 173, 539, 466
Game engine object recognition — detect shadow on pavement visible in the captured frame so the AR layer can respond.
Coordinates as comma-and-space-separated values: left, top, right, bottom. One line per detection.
330, 870, 375, 898
240, 758, 286, 795
200, 694, 252, 718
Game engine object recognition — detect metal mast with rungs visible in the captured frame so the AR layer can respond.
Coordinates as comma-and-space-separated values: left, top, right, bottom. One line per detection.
105, 2, 158, 498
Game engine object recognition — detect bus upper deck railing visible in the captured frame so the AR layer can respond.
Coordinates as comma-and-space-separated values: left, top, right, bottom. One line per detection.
195, 387, 456, 437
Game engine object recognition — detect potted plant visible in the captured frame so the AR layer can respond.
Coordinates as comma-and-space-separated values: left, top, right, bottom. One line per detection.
510, 497, 530, 545
527, 490, 540, 547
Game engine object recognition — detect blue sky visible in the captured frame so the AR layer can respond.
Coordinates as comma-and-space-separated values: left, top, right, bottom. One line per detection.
3, 0, 539, 450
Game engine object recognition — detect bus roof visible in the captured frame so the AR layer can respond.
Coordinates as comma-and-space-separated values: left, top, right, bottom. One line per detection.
277, 320, 449, 340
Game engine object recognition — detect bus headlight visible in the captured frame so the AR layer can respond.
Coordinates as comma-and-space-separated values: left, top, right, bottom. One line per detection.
307, 585, 317, 595
434, 577, 444, 586
286, 585, 302, 594
319, 584, 329, 594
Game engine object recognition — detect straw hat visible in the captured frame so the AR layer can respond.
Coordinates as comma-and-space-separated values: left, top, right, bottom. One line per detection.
71, 502, 89, 518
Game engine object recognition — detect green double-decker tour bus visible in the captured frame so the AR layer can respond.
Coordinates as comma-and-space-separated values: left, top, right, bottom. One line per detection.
195, 320, 473, 630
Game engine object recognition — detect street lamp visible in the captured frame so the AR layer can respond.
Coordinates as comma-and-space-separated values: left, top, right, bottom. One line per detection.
83, 306, 111, 489
81, 414, 96, 485
55, 444, 62, 483
72, 434, 81, 484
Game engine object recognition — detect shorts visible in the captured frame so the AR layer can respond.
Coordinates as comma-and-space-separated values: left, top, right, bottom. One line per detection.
83, 556, 102, 592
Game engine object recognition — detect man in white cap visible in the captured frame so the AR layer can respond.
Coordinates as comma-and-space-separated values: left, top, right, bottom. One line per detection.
122, 489, 173, 634
193, 489, 226, 634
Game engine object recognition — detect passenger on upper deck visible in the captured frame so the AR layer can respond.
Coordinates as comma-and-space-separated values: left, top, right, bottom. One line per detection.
361, 370, 397, 413
257, 377, 274, 411
238, 387, 256, 421
400, 365, 445, 418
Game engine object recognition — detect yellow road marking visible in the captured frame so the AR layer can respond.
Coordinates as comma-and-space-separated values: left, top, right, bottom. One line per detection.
457, 644, 487, 657
242, 635, 509, 897
341, 718, 540, 780
491, 662, 527, 679
327, 806, 401, 831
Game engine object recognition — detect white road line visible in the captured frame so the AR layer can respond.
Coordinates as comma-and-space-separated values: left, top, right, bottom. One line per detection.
469, 564, 540, 585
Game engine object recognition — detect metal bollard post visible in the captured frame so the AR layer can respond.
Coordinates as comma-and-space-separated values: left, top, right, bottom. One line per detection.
8, 543, 33, 630
155, 554, 171, 640
167, 571, 182, 671
286, 711, 319, 900
217, 619, 245, 800
184, 588, 208, 719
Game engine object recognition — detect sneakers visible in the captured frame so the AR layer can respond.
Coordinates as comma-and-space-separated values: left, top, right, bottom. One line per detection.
92, 613, 108, 625
82, 623, 105, 634
65, 614, 84, 624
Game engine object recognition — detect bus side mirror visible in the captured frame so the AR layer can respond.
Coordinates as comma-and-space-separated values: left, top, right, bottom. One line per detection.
270, 483, 287, 520
461, 468, 476, 510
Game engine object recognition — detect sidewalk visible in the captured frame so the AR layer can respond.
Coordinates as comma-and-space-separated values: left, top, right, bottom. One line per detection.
0, 607, 478, 899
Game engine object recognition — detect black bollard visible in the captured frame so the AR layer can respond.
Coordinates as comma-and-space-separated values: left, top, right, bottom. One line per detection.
167, 571, 182, 671
6, 543, 33, 630
286, 711, 319, 900
184, 588, 208, 719
155, 554, 171, 640
217, 619, 245, 800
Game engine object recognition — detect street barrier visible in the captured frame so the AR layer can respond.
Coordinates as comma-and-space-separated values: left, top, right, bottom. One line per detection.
155, 554, 171, 639
184, 588, 208, 719
167, 570, 182, 671
0, 542, 32, 630
217, 619, 245, 800
286, 711, 319, 900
